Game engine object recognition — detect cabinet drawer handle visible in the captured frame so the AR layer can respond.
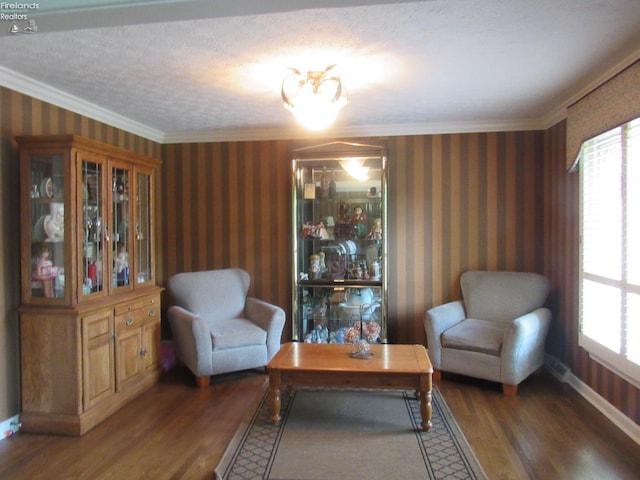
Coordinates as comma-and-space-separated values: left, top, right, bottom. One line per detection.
125, 317, 134, 326
148, 309, 155, 317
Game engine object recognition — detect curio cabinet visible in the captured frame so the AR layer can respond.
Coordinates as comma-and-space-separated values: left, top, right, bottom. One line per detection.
292, 141, 388, 344
17, 135, 162, 435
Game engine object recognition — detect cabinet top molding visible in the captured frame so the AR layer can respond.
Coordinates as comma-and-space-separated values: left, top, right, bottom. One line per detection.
16, 134, 161, 169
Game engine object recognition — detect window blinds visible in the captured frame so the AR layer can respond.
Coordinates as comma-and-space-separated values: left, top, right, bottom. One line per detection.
579, 118, 640, 386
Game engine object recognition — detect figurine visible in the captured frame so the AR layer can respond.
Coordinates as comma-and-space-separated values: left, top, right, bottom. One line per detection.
315, 220, 330, 239
350, 205, 366, 224
309, 254, 321, 279
301, 221, 315, 238
339, 202, 349, 224
367, 217, 382, 240
43, 202, 64, 242
114, 244, 130, 286
32, 244, 59, 297
350, 206, 367, 237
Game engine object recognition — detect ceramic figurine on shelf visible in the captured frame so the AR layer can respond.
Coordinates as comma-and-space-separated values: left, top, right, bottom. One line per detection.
367, 217, 382, 240
315, 220, 330, 239
339, 202, 349, 224
301, 221, 315, 238
114, 244, 130, 286
350, 206, 367, 237
43, 202, 64, 242
32, 244, 60, 298
318, 251, 326, 273
309, 254, 322, 279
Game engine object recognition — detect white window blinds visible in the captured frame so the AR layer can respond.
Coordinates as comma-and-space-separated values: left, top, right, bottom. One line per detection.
579, 117, 640, 387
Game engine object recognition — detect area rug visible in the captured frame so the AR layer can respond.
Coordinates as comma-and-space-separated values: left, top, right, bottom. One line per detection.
214, 384, 487, 480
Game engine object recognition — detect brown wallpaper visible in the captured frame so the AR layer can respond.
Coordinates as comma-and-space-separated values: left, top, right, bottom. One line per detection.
386, 132, 544, 344
543, 121, 639, 424
158, 141, 292, 337
159, 132, 546, 345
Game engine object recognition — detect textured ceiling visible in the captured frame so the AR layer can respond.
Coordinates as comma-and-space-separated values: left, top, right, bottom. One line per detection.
0, 0, 639, 143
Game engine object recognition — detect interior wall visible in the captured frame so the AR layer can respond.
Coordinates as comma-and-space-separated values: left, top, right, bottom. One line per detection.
158, 141, 293, 337
159, 131, 546, 344
386, 132, 545, 343
543, 120, 639, 424
0, 86, 161, 422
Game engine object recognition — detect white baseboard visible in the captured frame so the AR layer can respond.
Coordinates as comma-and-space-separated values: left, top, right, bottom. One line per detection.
545, 355, 640, 445
0, 414, 21, 441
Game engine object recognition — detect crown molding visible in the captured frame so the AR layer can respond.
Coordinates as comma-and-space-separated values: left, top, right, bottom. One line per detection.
162, 118, 547, 144
0, 66, 164, 143
4, 46, 640, 145
565, 47, 640, 109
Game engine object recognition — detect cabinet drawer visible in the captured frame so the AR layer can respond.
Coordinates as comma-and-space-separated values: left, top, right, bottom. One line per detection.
115, 303, 159, 332
114, 294, 160, 316
84, 311, 113, 341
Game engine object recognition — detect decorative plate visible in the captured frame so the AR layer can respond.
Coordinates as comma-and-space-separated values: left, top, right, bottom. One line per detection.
339, 302, 379, 318
40, 177, 54, 198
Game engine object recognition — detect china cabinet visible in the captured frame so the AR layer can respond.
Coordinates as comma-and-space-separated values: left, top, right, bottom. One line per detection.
291, 141, 388, 343
17, 135, 162, 435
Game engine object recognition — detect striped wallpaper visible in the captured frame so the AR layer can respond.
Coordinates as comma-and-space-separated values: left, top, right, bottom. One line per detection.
1, 86, 637, 425
159, 132, 546, 345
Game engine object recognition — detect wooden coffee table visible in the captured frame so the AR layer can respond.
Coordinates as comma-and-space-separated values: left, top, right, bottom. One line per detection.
267, 342, 433, 431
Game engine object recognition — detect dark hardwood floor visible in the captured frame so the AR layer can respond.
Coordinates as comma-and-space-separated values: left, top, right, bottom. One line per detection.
1, 366, 638, 480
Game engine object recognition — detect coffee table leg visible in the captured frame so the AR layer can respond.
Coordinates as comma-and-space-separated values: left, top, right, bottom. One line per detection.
269, 370, 282, 425
419, 389, 432, 431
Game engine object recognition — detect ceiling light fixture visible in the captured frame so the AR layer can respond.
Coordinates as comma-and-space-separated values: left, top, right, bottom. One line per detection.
281, 64, 347, 131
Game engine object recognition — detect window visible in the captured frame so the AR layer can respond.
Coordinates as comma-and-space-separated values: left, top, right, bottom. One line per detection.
579, 117, 640, 387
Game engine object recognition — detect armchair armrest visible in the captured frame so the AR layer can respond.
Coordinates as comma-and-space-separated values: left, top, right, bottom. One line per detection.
167, 305, 213, 377
501, 307, 552, 385
423, 300, 466, 368
245, 297, 286, 360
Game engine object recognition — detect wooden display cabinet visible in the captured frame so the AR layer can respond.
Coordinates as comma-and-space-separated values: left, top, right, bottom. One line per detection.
17, 135, 162, 435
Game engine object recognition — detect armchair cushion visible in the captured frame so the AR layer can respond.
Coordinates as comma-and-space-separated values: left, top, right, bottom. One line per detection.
442, 318, 504, 356
210, 319, 267, 350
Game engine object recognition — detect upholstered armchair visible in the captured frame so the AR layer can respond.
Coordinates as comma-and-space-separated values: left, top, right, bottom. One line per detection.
424, 271, 551, 395
167, 268, 286, 387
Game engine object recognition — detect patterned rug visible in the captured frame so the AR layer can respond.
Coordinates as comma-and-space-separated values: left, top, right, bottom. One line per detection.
215, 386, 487, 480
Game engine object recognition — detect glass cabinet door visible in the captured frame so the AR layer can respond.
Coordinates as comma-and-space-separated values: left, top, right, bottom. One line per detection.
81, 158, 107, 298
111, 165, 132, 292
135, 170, 153, 286
27, 154, 67, 301
292, 141, 387, 343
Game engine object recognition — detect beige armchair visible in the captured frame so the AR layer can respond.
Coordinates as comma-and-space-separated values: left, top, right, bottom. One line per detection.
167, 268, 286, 387
424, 271, 551, 395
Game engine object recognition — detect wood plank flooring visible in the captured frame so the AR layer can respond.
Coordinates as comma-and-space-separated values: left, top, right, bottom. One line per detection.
0, 367, 638, 479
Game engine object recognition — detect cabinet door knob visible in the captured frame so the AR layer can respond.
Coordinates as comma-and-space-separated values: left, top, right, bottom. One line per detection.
125, 317, 134, 326
148, 309, 155, 317
139, 347, 148, 357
